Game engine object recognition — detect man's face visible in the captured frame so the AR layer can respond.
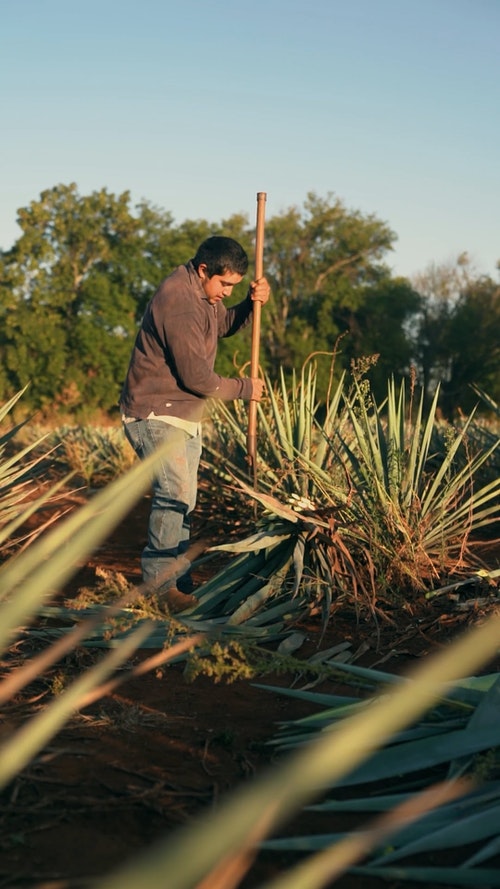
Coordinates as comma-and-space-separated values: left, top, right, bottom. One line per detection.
197, 265, 243, 305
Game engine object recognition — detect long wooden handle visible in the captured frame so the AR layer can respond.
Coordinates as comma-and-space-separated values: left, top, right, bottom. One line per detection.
247, 192, 267, 486
250, 192, 266, 377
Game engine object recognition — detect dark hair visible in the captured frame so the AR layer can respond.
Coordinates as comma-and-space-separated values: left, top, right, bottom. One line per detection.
192, 236, 249, 278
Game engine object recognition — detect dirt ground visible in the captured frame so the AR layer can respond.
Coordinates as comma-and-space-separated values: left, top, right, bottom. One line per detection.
1, 492, 499, 889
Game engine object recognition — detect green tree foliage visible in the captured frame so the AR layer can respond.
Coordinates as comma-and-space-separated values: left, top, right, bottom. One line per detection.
259, 192, 420, 397
342, 274, 422, 397
0, 184, 142, 414
443, 274, 500, 414
410, 255, 500, 416
131, 201, 214, 320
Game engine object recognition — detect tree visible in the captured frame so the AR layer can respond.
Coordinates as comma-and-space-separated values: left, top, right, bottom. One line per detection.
339, 274, 423, 399
0, 184, 143, 414
259, 192, 415, 392
409, 254, 500, 415
442, 275, 500, 415
131, 202, 213, 320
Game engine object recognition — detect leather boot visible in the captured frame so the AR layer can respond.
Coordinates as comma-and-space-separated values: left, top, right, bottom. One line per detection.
160, 587, 197, 614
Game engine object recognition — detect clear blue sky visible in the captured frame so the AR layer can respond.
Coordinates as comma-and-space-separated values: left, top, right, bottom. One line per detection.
1, 0, 499, 279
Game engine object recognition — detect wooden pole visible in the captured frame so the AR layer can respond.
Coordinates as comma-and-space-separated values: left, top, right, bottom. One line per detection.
246, 191, 267, 488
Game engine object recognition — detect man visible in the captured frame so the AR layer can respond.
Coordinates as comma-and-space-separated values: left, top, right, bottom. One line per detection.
120, 236, 270, 613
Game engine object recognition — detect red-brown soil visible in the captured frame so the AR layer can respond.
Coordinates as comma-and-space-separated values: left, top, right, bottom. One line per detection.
1, 492, 499, 889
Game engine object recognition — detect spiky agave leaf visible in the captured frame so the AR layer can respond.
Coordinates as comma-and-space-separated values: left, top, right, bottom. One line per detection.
91, 608, 500, 889
257, 668, 500, 886
0, 387, 72, 552
214, 479, 379, 621
0, 422, 219, 795
43, 423, 136, 485
204, 362, 349, 505
335, 379, 500, 591
205, 364, 500, 620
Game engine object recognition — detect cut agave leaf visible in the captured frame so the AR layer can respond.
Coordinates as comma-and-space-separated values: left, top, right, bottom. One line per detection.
351, 865, 500, 887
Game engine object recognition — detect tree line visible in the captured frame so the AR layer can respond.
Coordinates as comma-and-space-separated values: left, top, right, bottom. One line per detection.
0, 183, 498, 420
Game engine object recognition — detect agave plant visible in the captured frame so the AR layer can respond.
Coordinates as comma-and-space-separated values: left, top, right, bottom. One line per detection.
0, 387, 77, 555
333, 375, 500, 593
431, 385, 500, 489
24, 422, 137, 487
256, 657, 500, 887
90, 608, 500, 889
202, 360, 377, 622
200, 361, 500, 624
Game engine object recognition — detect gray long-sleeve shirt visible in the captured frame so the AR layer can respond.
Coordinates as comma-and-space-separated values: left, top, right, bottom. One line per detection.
120, 260, 254, 422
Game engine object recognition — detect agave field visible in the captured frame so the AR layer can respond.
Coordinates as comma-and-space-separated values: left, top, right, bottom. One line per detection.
1, 364, 500, 889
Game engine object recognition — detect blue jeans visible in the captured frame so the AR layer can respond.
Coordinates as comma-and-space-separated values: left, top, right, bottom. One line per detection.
123, 419, 202, 591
